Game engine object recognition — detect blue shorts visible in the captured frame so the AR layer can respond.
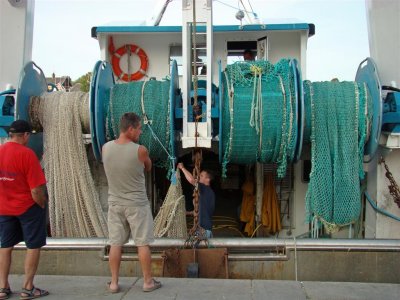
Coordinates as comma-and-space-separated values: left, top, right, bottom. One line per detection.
0, 204, 47, 249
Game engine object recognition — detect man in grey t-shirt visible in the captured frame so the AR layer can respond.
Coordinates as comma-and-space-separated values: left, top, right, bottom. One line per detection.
102, 112, 161, 293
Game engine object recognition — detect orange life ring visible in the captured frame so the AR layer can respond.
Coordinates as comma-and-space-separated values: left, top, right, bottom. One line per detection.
111, 44, 148, 81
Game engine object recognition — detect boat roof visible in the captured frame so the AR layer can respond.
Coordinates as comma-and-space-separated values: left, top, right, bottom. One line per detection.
91, 23, 315, 38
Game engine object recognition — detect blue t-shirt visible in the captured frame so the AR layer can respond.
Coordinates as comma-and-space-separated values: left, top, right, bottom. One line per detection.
198, 183, 215, 231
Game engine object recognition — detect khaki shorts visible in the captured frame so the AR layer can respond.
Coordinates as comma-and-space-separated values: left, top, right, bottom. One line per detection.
107, 204, 154, 246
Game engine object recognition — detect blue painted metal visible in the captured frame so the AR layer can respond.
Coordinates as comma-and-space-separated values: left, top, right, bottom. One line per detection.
89, 60, 101, 161
211, 106, 219, 118
189, 80, 219, 122
94, 61, 115, 161
355, 57, 382, 162
15, 61, 47, 158
218, 60, 223, 163
288, 59, 299, 162
175, 107, 183, 118
382, 92, 400, 134
0, 89, 16, 96
169, 60, 178, 169
292, 59, 304, 162
0, 90, 15, 137
95, 23, 311, 34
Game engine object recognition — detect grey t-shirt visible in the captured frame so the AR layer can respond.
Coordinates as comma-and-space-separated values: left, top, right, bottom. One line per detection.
102, 141, 148, 206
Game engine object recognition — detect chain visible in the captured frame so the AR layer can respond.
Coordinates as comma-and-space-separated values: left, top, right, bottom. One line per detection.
185, 148, 207, 248
185, 1, 207, 248
380, 157, 400, 208
191, 149, 202, 230
191, 0, 200, 233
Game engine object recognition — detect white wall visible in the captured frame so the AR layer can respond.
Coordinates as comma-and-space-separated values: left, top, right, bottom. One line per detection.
363, 0, 400, 238
0, 0, 35, 91
98, 28, 308, 87
366, 0, 400, 87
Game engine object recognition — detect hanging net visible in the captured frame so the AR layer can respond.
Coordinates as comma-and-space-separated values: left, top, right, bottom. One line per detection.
153, 170, 188, 238
221, 59, 297, 177
29, 92, 108, 237
107, 79, 173, 171
304, 81, 372, 232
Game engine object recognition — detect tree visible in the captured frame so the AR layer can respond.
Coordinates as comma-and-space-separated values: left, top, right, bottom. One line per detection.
73, 72, 92, 93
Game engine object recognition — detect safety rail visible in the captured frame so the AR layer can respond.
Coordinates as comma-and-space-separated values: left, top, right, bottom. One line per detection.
15, 238, 400, 253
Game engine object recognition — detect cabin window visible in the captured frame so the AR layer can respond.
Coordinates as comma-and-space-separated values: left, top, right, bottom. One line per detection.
226, 41, 257, 64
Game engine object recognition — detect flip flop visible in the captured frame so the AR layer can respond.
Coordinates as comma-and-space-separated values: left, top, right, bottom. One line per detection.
20, 286, 49, 300
0, 287, 12, 300
143, 279, 162, 292
107, 281, 120, 293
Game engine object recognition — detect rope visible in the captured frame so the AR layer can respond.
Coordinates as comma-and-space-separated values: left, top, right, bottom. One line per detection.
221, 71, 235, 177
140, 80, 176, 181
192, 0, 198, 109
365, 190, 400, 222
294, 237, 298, 281
126, 45, 132, 82
249, 65, 262, 132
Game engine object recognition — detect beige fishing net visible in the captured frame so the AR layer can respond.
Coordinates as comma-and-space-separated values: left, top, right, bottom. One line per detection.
153, 171, 188, 238
30, 92, 108, 237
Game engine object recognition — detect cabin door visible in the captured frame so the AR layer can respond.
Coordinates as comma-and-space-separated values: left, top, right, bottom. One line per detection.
257, 36, 268, 60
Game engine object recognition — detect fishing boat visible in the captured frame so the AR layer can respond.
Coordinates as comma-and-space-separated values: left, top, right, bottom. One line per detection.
0, 0, 399, 282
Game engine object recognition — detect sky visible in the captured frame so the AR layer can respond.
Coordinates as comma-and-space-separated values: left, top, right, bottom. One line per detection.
32, 0, 370, 82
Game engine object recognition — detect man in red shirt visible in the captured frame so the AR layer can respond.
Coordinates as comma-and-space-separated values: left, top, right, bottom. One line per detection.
0, 120, 49, 300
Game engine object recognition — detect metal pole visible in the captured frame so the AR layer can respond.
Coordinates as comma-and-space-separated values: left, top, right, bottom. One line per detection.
14, 238, 400, 251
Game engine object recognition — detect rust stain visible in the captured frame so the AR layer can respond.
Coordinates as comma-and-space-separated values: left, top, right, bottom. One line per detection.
162, 248, 228, 278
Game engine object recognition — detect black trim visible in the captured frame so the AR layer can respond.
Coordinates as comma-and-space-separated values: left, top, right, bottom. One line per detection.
91, 27, 98, 38
382, 85, 400, 92
227, 41, 258, 51
308, 23, 315, 37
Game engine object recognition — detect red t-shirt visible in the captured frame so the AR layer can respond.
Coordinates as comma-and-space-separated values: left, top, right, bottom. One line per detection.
0, 142, 46, 215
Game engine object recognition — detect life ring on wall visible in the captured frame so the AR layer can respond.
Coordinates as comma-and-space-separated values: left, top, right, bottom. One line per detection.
110, 44, 148, 81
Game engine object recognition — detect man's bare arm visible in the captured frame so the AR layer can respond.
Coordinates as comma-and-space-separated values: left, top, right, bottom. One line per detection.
177, 163, 195, 185
31, 184, 47, 208
138, 145, 152, 172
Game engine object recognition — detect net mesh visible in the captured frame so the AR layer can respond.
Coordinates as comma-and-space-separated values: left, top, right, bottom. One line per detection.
153, 171, 188, 238
29, 92, 108, 237
304, 81, 372, 232
107, 80, 173, 170
221, 59, 297, 177
20, 62, 373, 236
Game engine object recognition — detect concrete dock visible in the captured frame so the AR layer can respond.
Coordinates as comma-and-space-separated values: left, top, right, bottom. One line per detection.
6, 275, 400, 299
